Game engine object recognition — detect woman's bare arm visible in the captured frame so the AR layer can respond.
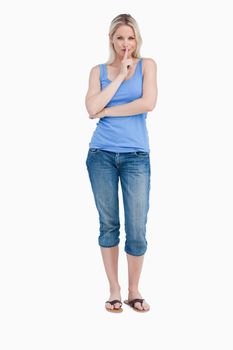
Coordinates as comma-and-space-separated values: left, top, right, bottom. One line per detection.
85, 49, 136, 116
89, 58, 158, 119
103, 58, 158, 117
85, 65, 126, 116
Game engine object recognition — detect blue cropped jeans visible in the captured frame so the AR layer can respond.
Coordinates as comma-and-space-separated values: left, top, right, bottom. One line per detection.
86, 148, 151, 256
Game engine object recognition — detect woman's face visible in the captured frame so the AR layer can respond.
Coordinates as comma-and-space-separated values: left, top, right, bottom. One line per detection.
110, 25, 137, 57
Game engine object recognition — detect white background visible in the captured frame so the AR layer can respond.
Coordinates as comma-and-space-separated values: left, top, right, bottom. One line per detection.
0, 0, 233, 349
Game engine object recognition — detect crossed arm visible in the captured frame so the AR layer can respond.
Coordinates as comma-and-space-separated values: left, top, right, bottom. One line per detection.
85, 58, 158, 119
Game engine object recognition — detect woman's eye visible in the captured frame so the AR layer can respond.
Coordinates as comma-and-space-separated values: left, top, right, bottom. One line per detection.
117, 37, 134, 40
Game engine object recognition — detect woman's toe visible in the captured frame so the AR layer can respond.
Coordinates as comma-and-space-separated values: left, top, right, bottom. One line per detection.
134, 302, 143, 310
106, 302, 113, 310
142, 300, 150, 310
114, 302, 121, 309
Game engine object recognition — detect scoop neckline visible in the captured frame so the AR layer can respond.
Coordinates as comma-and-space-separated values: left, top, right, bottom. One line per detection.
105, 58, 141, 82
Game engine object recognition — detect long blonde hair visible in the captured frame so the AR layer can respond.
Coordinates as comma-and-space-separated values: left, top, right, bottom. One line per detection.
106, 14, 142, 65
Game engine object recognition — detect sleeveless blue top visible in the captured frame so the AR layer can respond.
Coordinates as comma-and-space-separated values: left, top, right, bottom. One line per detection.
88, 58, 150, 153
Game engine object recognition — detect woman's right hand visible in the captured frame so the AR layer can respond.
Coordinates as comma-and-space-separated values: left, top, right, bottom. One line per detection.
119, 47, 133, 79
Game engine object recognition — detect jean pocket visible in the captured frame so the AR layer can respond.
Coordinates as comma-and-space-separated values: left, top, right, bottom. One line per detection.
135, 151, 149, 156
89, 148, 99, 153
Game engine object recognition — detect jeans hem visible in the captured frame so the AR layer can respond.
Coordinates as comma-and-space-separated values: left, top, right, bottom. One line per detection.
99, 243, 120, 248
124, 248, 147, 256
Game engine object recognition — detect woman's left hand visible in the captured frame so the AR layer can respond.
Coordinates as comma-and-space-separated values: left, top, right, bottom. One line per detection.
89, 108, 106, 119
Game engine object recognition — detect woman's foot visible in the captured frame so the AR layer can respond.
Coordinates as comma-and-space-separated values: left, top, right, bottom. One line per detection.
105, 288, 122, 311
127, 290, 150, 311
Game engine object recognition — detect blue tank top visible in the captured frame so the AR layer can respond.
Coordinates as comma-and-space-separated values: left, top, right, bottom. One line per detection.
88, 58, 150, 153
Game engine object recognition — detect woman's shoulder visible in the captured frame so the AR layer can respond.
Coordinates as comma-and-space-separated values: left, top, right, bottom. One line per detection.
141, 57, 157, 67
88, 64, 103, 80
141, 57, 157, 74
90, 64, 101, 73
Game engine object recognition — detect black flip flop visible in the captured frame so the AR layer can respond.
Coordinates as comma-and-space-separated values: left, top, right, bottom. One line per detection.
105, 299, 123, 313
124, 298, 149, 312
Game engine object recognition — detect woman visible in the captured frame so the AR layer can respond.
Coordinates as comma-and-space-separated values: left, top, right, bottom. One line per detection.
85, 13, 158, 313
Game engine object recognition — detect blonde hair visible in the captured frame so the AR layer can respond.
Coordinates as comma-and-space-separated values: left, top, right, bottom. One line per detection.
105, 14, 142, 65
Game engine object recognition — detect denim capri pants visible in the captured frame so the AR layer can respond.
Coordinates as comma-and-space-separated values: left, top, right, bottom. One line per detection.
86, 148, 151, 256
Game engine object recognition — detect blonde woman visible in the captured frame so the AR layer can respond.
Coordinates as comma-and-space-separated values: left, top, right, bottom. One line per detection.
85, 13, 158, 312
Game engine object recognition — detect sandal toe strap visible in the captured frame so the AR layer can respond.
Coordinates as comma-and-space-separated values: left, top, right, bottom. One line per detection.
129, 298, 144, 307
105, 299, 122, 306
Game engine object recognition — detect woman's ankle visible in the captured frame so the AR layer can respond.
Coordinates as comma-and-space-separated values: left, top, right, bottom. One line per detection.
128, 286, 139, 294
110, 284, 121, 293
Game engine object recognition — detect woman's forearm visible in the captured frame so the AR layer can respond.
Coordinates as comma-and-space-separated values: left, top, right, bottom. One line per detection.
104, 98, 151, 117
86, 73, 126, 115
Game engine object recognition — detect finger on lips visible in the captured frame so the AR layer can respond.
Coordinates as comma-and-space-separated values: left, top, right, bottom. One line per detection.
124, 47, 128, 58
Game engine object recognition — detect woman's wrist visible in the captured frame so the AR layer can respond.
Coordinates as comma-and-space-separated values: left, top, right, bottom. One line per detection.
117, 73, 126, 81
